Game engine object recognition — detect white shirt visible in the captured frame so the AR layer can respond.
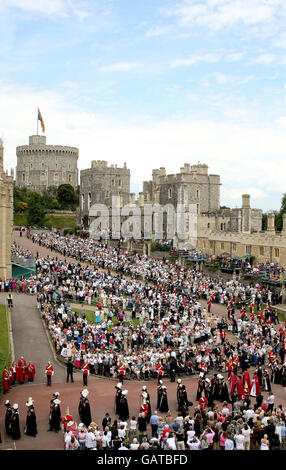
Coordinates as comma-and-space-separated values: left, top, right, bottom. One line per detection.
234, 434, 245, 450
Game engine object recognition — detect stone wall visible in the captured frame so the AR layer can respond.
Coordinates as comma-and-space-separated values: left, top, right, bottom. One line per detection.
0, 139, 13, 278
197, 227, 286, 266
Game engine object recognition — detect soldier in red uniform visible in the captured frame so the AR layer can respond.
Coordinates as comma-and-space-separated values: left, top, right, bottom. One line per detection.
198, 361, 207, 374
220, 329, 226, 344
226, 358, 234, 379
156, 363, 164, 383
27, 361, 36, 383
61, 407, 73, 432
118, 361, 126, 384
199, 391, 208, 410
81, 360, 90, 386
2, 366, 10, 394
45, 361, 54, 386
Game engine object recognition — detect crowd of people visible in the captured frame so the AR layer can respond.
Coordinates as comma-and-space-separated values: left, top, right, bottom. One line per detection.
20, 231, 285, 385
2, 229, 286, 450
11, 242, 34, 260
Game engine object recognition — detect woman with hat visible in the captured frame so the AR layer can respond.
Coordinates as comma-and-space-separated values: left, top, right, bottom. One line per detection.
25, 397, 37, 437
10, 404, 21, 440
78, 389, 92, 427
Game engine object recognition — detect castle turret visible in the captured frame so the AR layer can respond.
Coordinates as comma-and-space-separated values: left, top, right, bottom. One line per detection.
241, 194, 251, 233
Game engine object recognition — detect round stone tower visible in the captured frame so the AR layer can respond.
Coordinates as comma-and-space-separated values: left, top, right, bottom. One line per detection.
16, 135, 79, 191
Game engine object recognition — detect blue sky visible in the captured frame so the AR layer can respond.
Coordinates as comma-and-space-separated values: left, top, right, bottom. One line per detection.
1, 0, 286, 211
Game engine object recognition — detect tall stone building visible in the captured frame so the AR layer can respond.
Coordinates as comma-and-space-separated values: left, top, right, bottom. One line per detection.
0, 139, 13, 279
142, 163, 221, 213
79, 160, 130, 225
16, 135, 78, 192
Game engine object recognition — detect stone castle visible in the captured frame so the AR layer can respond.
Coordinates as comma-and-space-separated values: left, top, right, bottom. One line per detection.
79, 160, 130, 225
16, 135, 78, 192
79, 159, 286, 267
0, 140, 13, 278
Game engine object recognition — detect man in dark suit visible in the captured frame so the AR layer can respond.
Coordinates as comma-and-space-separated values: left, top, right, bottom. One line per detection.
66, 358, 74, 383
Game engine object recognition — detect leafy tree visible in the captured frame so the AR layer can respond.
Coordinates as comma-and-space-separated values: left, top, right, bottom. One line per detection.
262, 213, 268, 231
57, 184, 77, 210
27, 198, 47, 227
275, 193, 286, 231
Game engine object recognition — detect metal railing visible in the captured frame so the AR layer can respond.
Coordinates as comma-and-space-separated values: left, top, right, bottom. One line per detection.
11, 254, 35, 268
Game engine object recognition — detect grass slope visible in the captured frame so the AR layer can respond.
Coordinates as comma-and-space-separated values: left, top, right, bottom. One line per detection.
0, 304, 10, 394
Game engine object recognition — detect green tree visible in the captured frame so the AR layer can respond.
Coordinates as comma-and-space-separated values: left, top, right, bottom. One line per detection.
275, 193, 286, 231
27, 194, 46, 227
262, 213, 267, 231
57, 184, 77, 210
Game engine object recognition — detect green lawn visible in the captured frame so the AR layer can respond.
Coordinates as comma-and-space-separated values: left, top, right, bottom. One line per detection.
14, 212, 76, 228
0, 304, 10, 394
71, 307, 140, 327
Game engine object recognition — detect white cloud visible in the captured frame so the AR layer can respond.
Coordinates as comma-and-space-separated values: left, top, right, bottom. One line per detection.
272, 32, 286, 49
171, 53, 221, 67
145, 25, 173, 38
1, 81, 286, 211
213, 72, 255, 86
0, 0, 89, 19
99, 62, 142, 72
225, 52, 244, 62
167, 0, 286, 33
251, 53, 275, 65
